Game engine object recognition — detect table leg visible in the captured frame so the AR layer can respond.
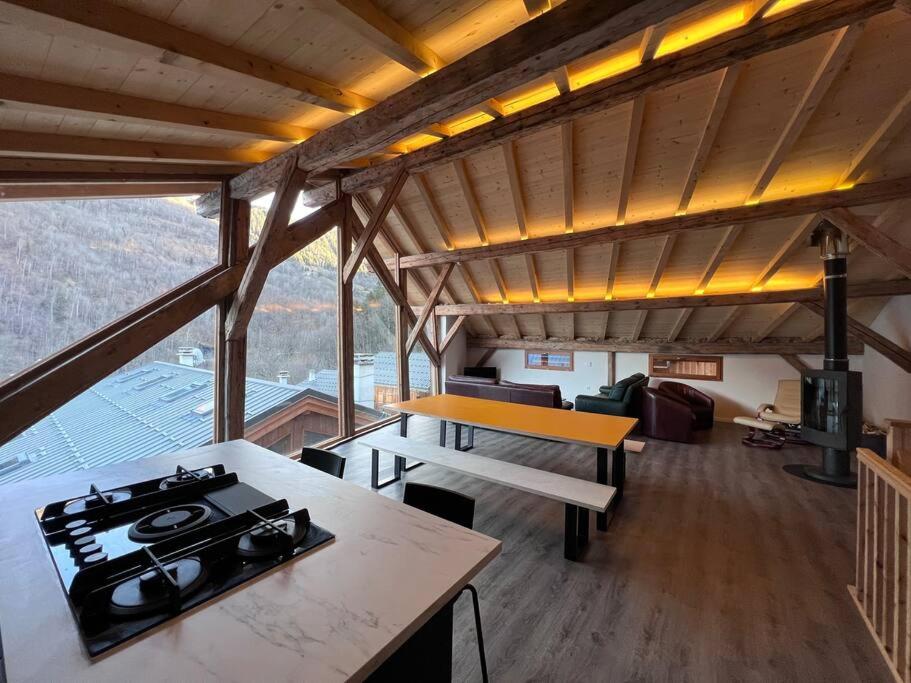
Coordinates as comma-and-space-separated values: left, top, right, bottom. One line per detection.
596, 447, 608, 531
612, 442, 625, 502
372, 449, 402, 490
564, 504, 589, 561
392, 413, 422, 476
455, 423, 462, 451
454, 424, 474, 452
439, 419, 447, 447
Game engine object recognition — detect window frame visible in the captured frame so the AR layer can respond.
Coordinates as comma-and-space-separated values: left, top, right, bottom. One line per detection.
524, 350, 574, 372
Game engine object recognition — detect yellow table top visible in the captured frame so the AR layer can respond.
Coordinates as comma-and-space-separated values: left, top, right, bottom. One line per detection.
385, 394, 637, 449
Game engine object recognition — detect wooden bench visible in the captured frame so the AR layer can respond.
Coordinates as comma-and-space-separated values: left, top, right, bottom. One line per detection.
360, 432, 617, 561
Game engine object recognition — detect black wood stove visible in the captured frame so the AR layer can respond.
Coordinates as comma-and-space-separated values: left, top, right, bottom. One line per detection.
35, 464, 334, 656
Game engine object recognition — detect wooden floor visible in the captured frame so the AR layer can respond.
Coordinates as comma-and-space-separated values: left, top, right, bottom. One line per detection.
333, 418, 887, 682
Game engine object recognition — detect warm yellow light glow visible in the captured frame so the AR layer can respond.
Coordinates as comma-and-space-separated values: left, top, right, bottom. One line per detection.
447, 245, 455, 252
744, 198, 760, 206
763, 0, 814, 18
675, 209, 687, 217
605, 293, 614, 301
501, 298, 509, 304
694, 289, 705, 295
835, 181, 856, 191
615, 220, 625, 226
646, 292, 655, 299
565, 228, 574, 234
448, 112, 495, 135
503, 84, 561, 115
481, 241, 490, 247
568, 296, 575, 302
751, 285, 764, 292
534, 297, 540, 303
395, 133, 440, 153
520, 235, 529, 241
655, 5, 748, 58
571, 49, 641, 90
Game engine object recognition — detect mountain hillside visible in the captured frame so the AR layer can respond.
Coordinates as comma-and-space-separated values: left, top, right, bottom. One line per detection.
0, 197, 396, 384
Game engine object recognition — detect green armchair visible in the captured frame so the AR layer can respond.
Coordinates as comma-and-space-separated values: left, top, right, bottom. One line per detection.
574, 373, 648, 418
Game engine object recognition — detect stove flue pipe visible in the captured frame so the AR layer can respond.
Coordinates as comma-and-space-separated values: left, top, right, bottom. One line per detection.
812, 222, 850, 372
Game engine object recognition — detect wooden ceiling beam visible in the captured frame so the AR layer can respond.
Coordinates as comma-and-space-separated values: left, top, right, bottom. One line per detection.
527, 254, 542, 303
562, 121, 574, 232
750, 214, 819, 290
343, 168, 408, 284
617, 96, 645, 225
780, 353, 810, 372
803, 301, 911, 371
468, 335, 863, 355
313, 0, 444, 75
288, 0, 893, 216
413, 174, 456, 250
694, 225, 742, 293
667, 308, 693, 341
746, 23, 863, 203
605, 243, 618, 300
707, 306, 742, 341
753, 302, 802, 341
0, 130, 267, 165
0, 182, 218, 202
566, 249, 575, 301
0, 0, 372, 114
822, 207, 911, 278
453, 159, 489, 245
501, 141, 529, 240
489, 260, 510, 303
439, 315, 467, 355
647, 234, 677, 296
677, 65, 741, 214
390, 174, 911, 270
201, 0, 702, 211
631, 310, 648, 340
523, 0, 552, 18
0, 72, 311, 143
434, 278, 911, 316
226, 162, 307, 340
405, 263, 453, 355
0, 157, 246, 182
836, 87, 911, 187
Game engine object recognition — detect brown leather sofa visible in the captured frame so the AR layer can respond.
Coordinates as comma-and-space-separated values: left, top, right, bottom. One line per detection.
640, 382, 715, 443
445, 375, 573, 410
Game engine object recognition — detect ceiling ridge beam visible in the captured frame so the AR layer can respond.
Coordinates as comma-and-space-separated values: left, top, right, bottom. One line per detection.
0, 130, 267, 165
284, 0, 894, 217
1, 0, 373, 114
390, 174, 911, 270
0, 72, 312, 143
434, 278, 911, 315
746, 23, 864, 203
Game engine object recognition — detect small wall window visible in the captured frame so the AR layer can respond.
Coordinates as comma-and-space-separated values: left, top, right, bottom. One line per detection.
525, 351, 574, 371
649, 354, 723, 381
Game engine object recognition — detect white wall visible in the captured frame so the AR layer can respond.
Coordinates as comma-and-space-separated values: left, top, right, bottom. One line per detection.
440, 316, 468, 383
461, 348, 864, 423
863, 295, 911, 426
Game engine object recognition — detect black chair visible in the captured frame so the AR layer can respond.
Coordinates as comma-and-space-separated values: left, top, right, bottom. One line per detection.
299, 447, 345, 479
402, 483, 489, 683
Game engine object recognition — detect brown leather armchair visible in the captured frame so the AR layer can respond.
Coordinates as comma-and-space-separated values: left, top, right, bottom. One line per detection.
658, 381, 714, 429
641, 387, 697, 443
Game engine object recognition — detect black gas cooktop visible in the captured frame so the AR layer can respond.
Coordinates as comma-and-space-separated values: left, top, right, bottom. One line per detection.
36, 464, 334, 656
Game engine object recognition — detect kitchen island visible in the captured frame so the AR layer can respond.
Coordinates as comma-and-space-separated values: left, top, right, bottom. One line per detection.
0, 440, 500, 681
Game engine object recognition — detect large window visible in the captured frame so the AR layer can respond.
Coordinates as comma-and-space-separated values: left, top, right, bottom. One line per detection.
0, 197, 217, 380
0, 307, 216, 486
353, 263, 398, 425
245, 229, 341, 455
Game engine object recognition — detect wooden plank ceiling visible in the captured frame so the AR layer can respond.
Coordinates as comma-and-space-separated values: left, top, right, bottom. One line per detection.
1, 0, 910, 347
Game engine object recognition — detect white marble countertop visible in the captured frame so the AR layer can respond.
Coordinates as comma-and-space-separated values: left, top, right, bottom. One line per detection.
0, 440, 501, 682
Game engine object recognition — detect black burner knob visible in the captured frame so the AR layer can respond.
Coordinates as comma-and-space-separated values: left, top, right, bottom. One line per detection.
67, 526, 93, 541
77, 543, 103, 558
83, 551, 108, 565
65, 519, 88, 530
73, 534, 97, 548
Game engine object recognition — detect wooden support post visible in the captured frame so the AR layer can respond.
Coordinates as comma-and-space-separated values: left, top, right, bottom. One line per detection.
343, 167, 408, 284
395, 262, 411, 402
215, 187, 250, 441
405, 263, 454, 355
338, 198, 356, 437
608, 351, 616, 386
